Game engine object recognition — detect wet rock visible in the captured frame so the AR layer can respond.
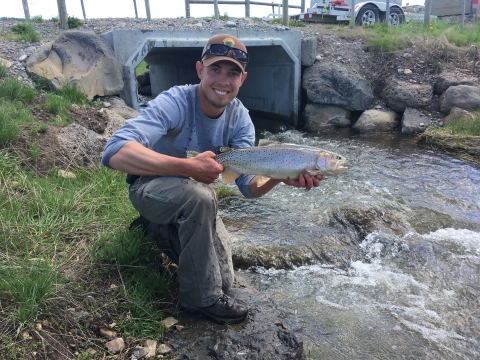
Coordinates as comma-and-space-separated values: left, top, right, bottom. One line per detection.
164, 273, 304, 359
352, 109, 399, 133
304, 104, 351, 131
401, 107, 431, 135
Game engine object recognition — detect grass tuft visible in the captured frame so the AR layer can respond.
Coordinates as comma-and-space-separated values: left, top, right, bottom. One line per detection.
9, 22, 40, 42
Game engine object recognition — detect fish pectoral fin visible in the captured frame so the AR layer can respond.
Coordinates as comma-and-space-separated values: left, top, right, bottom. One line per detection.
256, 175, 271, 187
305, 168, 323, 176
222, 168, 241, 184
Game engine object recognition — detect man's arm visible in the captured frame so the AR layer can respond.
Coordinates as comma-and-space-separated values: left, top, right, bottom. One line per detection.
249, 174, 324, 197
109, 141, 224, 184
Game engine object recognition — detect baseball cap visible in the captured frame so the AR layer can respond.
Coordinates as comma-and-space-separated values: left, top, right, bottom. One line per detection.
201, 34, 248, 73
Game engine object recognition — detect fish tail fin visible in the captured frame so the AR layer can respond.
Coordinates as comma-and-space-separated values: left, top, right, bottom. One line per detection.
186, 150, 199, 158
222, 167, 241, 183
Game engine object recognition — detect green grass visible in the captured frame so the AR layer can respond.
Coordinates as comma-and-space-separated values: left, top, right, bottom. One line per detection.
358, 20, 480, 52
9, 22, 40, 43
0, 151, 171, 339
445, 112, 480, 136
45, 83, 90, 124
136, 60, 149, 76
269, 18, 306, 27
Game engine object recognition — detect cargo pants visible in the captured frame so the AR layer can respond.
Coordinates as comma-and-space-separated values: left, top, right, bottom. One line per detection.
128, 176, 234, 307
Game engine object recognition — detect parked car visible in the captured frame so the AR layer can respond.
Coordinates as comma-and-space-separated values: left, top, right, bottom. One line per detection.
402, 5, 438, 23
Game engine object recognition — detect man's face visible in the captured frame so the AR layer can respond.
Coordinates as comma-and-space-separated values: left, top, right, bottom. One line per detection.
196, 60, 248, 118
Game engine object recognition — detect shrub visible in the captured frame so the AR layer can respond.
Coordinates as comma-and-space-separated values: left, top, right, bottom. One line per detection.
67, 16, 83, 29
10, 22, 40, 43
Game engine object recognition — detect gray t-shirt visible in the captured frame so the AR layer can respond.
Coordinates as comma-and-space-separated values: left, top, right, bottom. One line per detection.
102, 84, 256, 198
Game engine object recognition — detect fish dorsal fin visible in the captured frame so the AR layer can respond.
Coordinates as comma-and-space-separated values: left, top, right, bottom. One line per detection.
222, 167, 241, 184
258, 139, 282, 147
256, 175, 271, 187
214, 146, 233, 155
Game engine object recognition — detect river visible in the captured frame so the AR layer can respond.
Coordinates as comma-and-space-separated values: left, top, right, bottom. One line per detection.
219, 126, 480, 359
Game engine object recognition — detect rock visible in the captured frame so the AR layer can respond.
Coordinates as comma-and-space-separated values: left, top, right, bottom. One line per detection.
303, 62, 374, 111
56, 123, 106, 166
160, 316, 178, 329
0, 57, 12, 68
143, 340, 157, 357
433, 71, 479, 95
404, 69, 413, 75
383, 79, 432, 112
304, 104, 351, 131
99, 328, 117, 339
439, 85, 480, 114
401, 107, 431, 135
301, 37, 316, 66
57, 170, 76, 179
352, 109, 399, 133
26, 30, 123, 100
158, 344, 172, 355
443, 106, 475, 126
105, 337, 125, 353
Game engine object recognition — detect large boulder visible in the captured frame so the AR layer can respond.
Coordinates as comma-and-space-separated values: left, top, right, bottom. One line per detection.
26, 30, 123, 100
443, 106, 475, 126
304, 104, 351, 131
401, 107, 431, 135
433, 71, 479, 95
302, 61, 374, 111
383, 79, 433, 112
352, 109, 399, 133
439, 85, 480, 114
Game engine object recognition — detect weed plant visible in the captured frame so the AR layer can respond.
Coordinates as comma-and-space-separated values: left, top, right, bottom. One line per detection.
45, 83, 89, 123
445, 112, 480, 136
0, 151, 171, 340
9, 22, 40, 43
67, 16, 83, 29
31, 15, 44, 23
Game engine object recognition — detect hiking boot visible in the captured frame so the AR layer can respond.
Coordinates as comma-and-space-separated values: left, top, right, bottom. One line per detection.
179, 294, 248, 325
128, 214, 150, 236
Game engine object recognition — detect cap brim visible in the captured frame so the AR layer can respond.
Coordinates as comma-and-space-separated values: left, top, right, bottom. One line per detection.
202, 56, 245, 73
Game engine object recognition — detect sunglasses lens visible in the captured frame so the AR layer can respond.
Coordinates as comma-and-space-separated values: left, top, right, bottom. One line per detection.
202, 44, 249, 66
232, 49, 248, 63
209, 44, 229, 56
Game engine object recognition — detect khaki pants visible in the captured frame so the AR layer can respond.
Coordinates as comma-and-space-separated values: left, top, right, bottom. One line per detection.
129, 176, 234, 307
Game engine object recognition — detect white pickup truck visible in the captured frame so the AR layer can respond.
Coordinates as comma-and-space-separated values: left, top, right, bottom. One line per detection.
287, 0, 405, 26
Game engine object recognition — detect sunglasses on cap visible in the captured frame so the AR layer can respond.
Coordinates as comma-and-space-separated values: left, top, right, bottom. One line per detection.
201, 43, 249, 67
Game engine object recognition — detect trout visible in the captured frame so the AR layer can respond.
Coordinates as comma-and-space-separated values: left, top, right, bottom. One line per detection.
187, 140, 348, 187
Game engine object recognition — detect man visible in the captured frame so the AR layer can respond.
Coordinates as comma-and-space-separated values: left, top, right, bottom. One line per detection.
102, 34, 322, 325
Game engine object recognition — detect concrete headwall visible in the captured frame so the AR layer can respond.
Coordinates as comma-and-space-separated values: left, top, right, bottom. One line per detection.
102, 29, 305, 127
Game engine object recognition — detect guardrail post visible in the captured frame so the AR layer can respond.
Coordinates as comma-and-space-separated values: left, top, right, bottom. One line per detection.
80, 0, 87, 19
283, 0, 289, 26
22, 0, 30, 20
133, 0, 139, 18
246, 0, 250, 17
57, 0, 69, 30
145, 0, 151, 21
185, 0, 190, 18
214, 0, 219, 19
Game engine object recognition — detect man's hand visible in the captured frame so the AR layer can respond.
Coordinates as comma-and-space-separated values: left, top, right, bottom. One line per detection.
187, 151, 224, 184
283, 174, 323, 190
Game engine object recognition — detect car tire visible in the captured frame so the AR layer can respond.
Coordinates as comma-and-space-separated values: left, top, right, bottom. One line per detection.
389, 7, 404, 26
356, 5, 380, 26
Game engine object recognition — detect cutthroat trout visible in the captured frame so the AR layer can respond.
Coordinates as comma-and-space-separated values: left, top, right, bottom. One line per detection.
187, 140, 348, 187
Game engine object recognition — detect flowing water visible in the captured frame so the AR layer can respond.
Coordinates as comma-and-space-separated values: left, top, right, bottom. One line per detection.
220, 126, 480, 359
